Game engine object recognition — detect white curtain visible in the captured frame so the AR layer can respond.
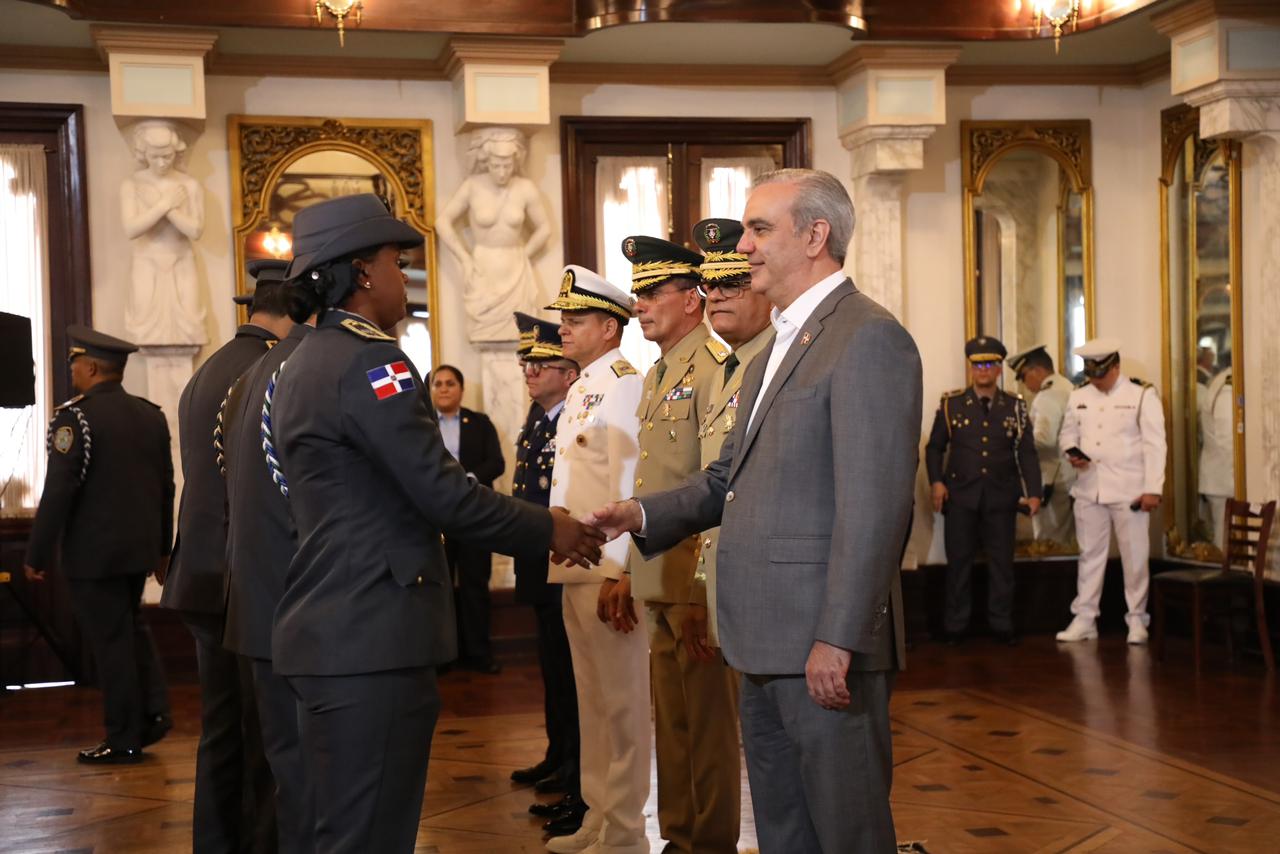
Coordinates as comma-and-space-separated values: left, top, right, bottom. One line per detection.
595, 156, 666, 373
0, 145, 50, 514
701, 157, 777, 220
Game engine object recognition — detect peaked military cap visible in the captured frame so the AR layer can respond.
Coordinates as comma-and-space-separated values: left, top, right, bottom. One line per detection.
1075, 337, 1122, 378
514, 311, 565, 361
234, 258, 291, 305
1007, 344, 1049, 376
965, 335, 1007, 363
620, 234, 702, 293
546, 265, 634, 320
692, 218, 750, 282
66, 324, 137, 366
284, 193, 423, 281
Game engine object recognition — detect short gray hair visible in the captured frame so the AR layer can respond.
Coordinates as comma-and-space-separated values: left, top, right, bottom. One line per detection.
752, 168, 855, 264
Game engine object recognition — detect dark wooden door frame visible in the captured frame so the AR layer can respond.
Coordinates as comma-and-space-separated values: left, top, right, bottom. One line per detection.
0, 102, 92, 406
560, 116, 811, 271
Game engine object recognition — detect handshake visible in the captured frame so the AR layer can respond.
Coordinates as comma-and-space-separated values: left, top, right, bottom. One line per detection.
547, 500, 647, 568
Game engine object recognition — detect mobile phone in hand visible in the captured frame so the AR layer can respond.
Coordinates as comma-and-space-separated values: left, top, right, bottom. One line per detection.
1065, 446, 1091, 462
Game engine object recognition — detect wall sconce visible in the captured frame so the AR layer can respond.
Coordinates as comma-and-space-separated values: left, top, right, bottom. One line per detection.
1032, 0, 1080, 53
315, 0, 363, 47
262, 225, 293, 259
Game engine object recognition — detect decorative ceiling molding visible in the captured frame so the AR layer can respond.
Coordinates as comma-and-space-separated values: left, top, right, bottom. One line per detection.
826, 44, 964, 84
22, 0, 1169, 39
0, 44, 1174, 88
439, 36, 564, 79
89, 25, 219, 62
1152, 0, 1280, 36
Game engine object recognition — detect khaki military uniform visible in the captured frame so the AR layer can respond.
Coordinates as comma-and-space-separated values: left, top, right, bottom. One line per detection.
693, 326, 773, 647
627, 323, 740, 854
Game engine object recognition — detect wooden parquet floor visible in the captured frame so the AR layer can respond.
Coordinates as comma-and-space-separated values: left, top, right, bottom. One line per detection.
0, 637, 1277, 853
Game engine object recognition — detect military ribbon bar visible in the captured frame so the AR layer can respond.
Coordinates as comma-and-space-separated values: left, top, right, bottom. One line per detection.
367, 361, 414, 400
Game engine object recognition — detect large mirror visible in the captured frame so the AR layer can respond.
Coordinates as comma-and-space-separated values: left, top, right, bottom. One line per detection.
1160, 105, 1244, 561
229, 116, 439, 372
962, 120, 1095, 555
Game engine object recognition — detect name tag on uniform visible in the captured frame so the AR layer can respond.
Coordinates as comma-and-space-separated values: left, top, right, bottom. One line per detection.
366, 361, 414, 400
664, 385, 693, 402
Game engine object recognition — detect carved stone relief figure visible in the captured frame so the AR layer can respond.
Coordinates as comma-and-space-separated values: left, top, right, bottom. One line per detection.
122, 120, 206, 346
438, 127, 551, 342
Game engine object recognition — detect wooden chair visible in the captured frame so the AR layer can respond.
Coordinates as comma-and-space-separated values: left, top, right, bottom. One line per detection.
1152, 499, 1276, 673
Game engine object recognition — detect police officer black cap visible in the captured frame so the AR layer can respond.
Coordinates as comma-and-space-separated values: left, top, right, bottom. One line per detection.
620, 234, 702, 293
285, 194, 422, 281
514, 311, 565, 361
66, 324, 137, 366
234, 259, 291, 306
965, 335, 1007, 364
693, 218, 750, 284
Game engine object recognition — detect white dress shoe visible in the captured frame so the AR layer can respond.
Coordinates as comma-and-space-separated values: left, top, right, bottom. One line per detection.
1127, 622, 1149, 645
546, 826, 599, 854
1056, 618, 1098, 642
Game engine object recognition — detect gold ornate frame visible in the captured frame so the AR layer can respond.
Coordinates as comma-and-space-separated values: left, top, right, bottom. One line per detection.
1158, 105, 1245, 556
961, 119, 1096, 345
227, 115, 439, 363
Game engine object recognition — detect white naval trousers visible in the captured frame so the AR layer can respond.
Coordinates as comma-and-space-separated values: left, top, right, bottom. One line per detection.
1071, 498, 1152, 625
561, 583, 652, 850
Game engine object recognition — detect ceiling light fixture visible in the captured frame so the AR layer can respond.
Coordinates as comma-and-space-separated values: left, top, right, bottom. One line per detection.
1032, 0, 1080, 54
316, 0, 363, 48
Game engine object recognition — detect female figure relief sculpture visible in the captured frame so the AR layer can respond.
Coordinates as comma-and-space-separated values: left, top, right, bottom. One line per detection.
122, 120, 206, 345
438, 127, 552, 342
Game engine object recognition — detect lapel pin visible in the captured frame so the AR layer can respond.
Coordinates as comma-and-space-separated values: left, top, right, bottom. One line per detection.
800, 331, 812, 346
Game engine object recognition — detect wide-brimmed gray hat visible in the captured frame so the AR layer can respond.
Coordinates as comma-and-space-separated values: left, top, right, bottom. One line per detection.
284, 193, 422, 280
234, 259, 290, 305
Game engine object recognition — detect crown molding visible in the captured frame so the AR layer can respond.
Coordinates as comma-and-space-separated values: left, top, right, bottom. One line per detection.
948, 54, 1170, 87
440, 36, 564, 79
90, 25, 219, 62
548, 62, 831, 87
1151, 0, 1280, 36
212, 53, 447, 80
826, 44, 964, 84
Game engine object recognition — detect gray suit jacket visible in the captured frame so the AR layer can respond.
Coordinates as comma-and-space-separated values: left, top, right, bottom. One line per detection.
638, 280, 922, 675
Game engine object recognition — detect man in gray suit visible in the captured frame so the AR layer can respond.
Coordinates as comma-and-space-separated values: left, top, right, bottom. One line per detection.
588, 169, 922, 853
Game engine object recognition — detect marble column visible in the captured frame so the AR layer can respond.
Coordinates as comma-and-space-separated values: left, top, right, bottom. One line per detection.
477, 342, 529, 588
1186, 80, 1280, 577
843, 125, 936, 322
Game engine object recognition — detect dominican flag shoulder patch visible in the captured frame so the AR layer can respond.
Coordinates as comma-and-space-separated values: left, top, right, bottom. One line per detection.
367, 361, 415, 400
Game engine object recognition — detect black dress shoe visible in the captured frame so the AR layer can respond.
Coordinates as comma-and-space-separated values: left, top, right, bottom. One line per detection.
993, 631, 1021, 647
142, 714, 173, 747
511, 758, 558, 785
534, 766, 576, 794
543, 802, 587, 836
77, 742, 143, 765
529, 792, 582, 817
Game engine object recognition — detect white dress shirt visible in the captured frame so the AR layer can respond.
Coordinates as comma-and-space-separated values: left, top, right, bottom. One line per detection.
745, 270, 846, 435
436, 411, 461, 461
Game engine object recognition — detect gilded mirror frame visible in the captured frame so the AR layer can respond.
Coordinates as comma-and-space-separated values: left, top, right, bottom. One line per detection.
227, 115, 439, 365
961, 119, 1096, 345
1158, 104, 1244, 558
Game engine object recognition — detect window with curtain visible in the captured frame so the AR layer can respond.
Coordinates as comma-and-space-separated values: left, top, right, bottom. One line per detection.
596, 155, 667, 373
0, 144, 51, 514
701, 156, 777, 220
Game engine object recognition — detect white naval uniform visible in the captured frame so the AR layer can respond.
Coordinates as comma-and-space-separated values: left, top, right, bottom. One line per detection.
1198, 371, 1234, 548
1059, 374, 1167, 626
1030, 373, 1076, 544
547, 347, 651, 853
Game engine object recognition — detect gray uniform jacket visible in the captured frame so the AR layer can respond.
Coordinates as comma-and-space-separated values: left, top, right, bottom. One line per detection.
637, 280, 922, 675
268, 310, 552, 676
222, 323, 312, 660
163, 324, 277, 615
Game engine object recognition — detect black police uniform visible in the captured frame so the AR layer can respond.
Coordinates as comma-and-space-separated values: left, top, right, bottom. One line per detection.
268, 309, 553, 853
925, 386, 1041, 636
512, 400, 581, 793
164, 321, 278, 853
222, 322, 315, 854
26, 333, 173, 758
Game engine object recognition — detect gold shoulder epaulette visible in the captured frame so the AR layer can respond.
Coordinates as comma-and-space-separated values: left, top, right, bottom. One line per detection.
340, 317, 395, 341
941, 388, 964, 400
1130, 377, 1153, 388
612, 359, 637, 377
704, 338, 730, 364
53, 394, 84, 412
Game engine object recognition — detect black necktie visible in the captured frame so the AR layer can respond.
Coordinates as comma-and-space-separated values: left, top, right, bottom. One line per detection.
723, 353, 740, 385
